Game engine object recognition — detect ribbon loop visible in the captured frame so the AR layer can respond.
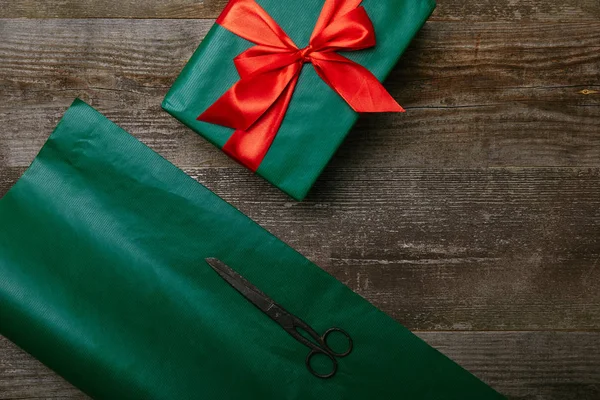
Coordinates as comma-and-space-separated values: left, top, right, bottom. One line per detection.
198, 0, 404, 171
310, 7, 375, 52
216, 0, 297, 49
310, 0, 364, 41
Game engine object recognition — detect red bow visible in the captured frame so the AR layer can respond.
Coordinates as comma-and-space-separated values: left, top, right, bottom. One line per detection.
198, 0, 404, 171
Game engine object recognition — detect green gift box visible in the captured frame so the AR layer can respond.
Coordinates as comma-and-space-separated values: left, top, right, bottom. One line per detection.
0, 100, 504, 399
163, 0, 436, 200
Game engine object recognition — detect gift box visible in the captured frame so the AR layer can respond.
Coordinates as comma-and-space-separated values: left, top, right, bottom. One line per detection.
162, 0, 436, 200
0, 99, 504, 399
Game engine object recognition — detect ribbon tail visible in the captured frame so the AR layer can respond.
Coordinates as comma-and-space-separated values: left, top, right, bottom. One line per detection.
222, 72, 300, 172
198, 63, 301, 130
311, 52, 404, 113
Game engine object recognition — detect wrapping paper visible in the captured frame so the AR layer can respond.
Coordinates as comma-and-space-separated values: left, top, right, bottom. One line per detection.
163, 0, 436, 200
0, 100, 504, 399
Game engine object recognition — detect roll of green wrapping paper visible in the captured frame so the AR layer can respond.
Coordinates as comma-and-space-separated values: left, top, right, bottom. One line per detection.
163, 0, 436, 201
0, 100, 504, 399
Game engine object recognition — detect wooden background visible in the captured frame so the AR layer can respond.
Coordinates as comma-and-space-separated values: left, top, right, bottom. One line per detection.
0, 0, 599, 398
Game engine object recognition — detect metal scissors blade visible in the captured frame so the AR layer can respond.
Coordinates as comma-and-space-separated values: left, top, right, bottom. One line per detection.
205, 258, 286, 320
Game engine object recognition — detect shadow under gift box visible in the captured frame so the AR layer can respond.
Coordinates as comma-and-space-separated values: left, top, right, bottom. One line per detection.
162, 0, 436, 201
0, 100, 504, 399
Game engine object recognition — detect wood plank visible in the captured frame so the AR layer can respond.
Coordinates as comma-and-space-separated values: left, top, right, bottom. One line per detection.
0, 19, 598, 169
2, 166, 599, 331
0, 0, 598, 21
0, 0, 226, 19
434, 0, 600, 22
420, 331, 600, 400
2, 332, 599, 400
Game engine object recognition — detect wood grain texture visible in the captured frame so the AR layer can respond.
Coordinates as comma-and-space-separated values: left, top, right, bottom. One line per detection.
2, 332, 599, 400
421, 331, 600, 400
0, 0, 226, 19
0, 0, 598, 21
0, 19, 598, 169
2, 166, 599, 331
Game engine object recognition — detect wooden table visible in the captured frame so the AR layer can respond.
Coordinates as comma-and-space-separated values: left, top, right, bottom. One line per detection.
0, 1, 598, 399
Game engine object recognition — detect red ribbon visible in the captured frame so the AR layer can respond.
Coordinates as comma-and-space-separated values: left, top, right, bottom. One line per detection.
198, 0, 404, 171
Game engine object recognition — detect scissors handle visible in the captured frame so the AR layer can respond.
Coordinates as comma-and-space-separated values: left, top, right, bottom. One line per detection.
305, 327, 353, 379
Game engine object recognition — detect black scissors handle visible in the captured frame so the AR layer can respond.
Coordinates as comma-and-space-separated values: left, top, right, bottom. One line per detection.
285, 315, 353, 379
267, 309, 353, 379
305, 327, 353, 379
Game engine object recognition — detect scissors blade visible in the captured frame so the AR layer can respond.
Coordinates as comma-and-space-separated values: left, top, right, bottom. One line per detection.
205, 258, 280, 316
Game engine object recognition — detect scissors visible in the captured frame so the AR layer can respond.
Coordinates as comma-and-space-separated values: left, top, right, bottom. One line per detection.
205, 258, 353, 379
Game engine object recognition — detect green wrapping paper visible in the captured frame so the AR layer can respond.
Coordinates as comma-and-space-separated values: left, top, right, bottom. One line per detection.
0, 100, 503, 399
163, 0, 436, 200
